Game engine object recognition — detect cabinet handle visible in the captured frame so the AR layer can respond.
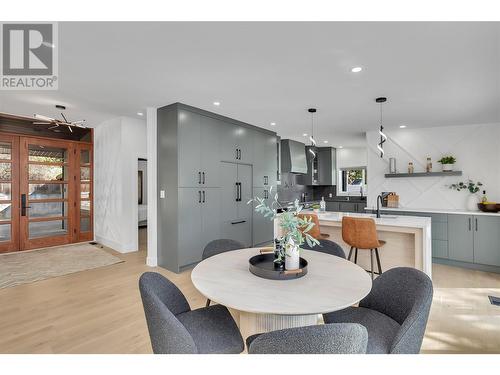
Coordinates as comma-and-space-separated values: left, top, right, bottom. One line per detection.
198, 171, 201, 184
235, 183, 239, 201
235, 148, 239, 160
475, 218, 478, 231
231, 220, 246, 225
198, 190, 202, 203
202, 190, 205, 203
202, 172, 205, 184
468, 217, 471, 231
238, 182, 242, 201
238, 149, 241, 160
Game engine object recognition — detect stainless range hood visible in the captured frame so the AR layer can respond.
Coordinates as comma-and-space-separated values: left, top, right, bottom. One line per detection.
280, 139, 307, 174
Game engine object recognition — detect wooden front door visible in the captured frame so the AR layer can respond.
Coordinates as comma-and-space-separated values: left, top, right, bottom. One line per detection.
19, 137, 76, 250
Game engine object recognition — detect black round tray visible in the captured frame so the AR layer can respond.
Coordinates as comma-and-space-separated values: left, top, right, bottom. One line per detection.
248, 253, 308, 280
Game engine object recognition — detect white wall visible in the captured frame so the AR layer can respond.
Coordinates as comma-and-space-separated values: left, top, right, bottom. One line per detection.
366, 123, 500, 209
94, 116, 147, 253
336, 147, 367, 169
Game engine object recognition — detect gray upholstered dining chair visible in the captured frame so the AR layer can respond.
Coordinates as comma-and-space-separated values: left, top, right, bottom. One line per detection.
139, 272, 244, 354
323, 267, 433, 354
247, 323, 368, 354
202, 239, 245, 306
300, 238, 346, 259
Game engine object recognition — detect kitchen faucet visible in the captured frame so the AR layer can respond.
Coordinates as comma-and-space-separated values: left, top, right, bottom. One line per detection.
376, 194, 383, 218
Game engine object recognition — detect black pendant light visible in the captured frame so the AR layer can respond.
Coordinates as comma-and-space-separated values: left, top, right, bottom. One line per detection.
376, 97, 387, 158
308, 108, 317, 157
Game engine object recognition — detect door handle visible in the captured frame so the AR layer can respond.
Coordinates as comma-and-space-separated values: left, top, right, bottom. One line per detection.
237, 182, 242, 201
198, 171, 201, 184
475, 218, 478, 231
468, 217, 471, 231
239, 149, 242, 160
198, 191, 202, 203
202, 172, 205, 184
235, 148, 238, 160
21, 194, 31, 216
235, 183, 239, 202
202, 190, 205, 203
231, 220, 246, 225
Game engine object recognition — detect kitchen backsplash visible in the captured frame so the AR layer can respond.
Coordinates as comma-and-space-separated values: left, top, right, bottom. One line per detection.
277, 172, 337, 202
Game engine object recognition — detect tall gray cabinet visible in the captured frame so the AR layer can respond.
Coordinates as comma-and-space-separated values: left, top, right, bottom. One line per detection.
157, 103, 278, 272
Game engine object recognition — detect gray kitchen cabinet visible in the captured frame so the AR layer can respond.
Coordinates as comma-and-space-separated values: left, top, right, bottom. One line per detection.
252, 187, 274, 246
305, 146, 336, 186
448, 215, 474, 263
432, 239, 449, 259
473, 216, 500, 267
220, 162, 238, 222
178, 110, 221, 188
220, 122, 254, 164
253, 131, 278, 188
221, 219, 252, 248
326, 201, 340, 212
237, 164, 253, 219
177, 187, 222, 268
177, 188, 203, 267
178, 110, 202, 187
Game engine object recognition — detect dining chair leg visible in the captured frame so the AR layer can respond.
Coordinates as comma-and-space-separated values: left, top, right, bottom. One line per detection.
205, 299, 211, 307
354, 248, 358, 264
348, 246, 353, 261
370, 249, 375, 280
375, 248, 383, 275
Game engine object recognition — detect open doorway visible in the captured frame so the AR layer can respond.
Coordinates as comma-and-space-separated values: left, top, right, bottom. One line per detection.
138, 158, 147, 252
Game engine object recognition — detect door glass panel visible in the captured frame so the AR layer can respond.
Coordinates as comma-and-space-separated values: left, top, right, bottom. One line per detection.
29, 183, 67, 200
0, 204, 11, 221
0, 142, 12, 160
0, 163, 11, 181
0, 224, 11, 241
28, 201, 68, 218
80, 217, 91, 232
80, 183, 90, 199
80, 167, 91, 181
80, 149, 91, 165
29, 220, 68, 239
28, 165, 67, 181
80, 200, 90, 216
0, 183, 11, 200
28, 145, 67, 163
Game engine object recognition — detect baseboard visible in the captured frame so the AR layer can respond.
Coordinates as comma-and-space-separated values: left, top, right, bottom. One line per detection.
95, 235, 137, 254
146, 256, 157, 267
433, 257, 500, 274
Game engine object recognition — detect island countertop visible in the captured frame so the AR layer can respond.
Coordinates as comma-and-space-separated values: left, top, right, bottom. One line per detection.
364, 206, 500, 217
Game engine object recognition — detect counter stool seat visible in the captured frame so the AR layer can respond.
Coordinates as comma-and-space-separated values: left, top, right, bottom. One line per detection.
342, 217, 385, 280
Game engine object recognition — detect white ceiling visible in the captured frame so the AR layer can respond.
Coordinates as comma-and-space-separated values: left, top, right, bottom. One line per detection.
1, 22, 499, 147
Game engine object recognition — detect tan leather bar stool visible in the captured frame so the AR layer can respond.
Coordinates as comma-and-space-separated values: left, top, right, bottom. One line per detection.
297, 213, 330, 240
342, 216, 385, 280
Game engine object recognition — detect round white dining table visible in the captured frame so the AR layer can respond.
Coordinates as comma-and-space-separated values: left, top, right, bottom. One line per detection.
191, 248, 372, 339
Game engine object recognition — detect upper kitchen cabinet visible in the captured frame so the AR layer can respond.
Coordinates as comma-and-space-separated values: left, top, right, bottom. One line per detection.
178, 109, 221, 187
220, 121, 254, 164
253, 131, 278, 188
305, 146, 336, 186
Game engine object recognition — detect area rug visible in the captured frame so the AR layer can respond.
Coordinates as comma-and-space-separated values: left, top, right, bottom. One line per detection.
0, 243, 123, 289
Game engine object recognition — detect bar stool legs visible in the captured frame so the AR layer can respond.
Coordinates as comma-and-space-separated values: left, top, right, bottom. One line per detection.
375, 248, 383, 275
348, 246, 353, 261
348, 247, 383, 279
370, 249, 375, 280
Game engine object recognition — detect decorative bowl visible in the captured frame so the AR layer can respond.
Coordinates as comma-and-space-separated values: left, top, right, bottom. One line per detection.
477, 203, 499, 213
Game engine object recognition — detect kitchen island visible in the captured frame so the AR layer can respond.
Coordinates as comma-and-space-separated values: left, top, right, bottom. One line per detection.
297, 211, 432, 278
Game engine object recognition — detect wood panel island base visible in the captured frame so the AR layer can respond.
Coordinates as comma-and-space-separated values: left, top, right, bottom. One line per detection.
311, 212, 432, 278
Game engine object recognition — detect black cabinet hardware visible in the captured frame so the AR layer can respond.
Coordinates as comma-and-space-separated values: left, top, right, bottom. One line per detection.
231, 220, 246, 225
198, 171, 201, 184
198, 191, 201, 203
202, 172, 205, 184
475, 217, 478, 231
202, 190, 205, 203
237, 182, 242, 201
468, 217, 471, 231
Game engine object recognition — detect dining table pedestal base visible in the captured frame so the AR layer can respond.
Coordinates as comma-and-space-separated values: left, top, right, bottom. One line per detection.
230, 309, 321, 340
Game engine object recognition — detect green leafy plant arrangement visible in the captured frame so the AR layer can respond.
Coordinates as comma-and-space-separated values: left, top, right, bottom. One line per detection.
438, 156, 457, 164
248, 187, 320, 263
449, 180, 483, 194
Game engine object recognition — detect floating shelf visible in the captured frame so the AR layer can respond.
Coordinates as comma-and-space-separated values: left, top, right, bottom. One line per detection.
385, 171, 463, 178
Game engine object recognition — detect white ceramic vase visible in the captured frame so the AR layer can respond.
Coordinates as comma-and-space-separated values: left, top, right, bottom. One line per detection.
442, 164, 453, 172
466, 193, 480, 211
285, 238, 300, 270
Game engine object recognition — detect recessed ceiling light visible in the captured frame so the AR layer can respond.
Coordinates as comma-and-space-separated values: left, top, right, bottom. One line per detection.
213, 101, 220, 106
137, 112, 144, 116
399, 125, 407, 128
338, 145, 343, 149
303, 133, 308, 137
351, 67, 362, 73
323, 140, 329, 144
270, 122, 276, 126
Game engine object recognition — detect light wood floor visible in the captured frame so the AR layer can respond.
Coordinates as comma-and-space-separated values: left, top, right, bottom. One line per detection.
0, 228, 499, 354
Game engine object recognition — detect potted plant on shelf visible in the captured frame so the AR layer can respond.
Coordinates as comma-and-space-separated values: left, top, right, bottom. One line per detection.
438, 156, 457, 172
249, 189, 319, 270
449, 180, 483, 211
